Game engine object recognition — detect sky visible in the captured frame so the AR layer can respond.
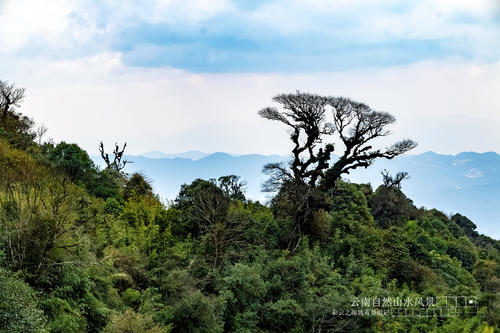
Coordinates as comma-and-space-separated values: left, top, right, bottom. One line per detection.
0, 0, 499, 156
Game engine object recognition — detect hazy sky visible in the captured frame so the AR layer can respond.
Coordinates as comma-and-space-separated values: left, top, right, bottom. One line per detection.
0, 0, 499, 155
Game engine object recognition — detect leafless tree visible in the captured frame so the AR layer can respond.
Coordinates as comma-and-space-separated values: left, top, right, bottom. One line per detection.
381, 169, 410, 189
0, 80, 25, 118
36, 124, 48, 145
99, 141, 131, 173
189, 190, 232, 267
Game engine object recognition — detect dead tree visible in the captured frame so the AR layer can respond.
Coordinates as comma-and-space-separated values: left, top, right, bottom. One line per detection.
99, 141, 131, 173
0, 80, 25, 119
381, 169, 410, 189
36, 124, 48, 145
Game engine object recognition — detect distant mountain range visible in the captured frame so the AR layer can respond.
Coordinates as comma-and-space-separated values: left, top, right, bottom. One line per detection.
92, 151, 500, 239
348, 151, 500, 239
140, 150, 243, 160
141, 150, 211, 160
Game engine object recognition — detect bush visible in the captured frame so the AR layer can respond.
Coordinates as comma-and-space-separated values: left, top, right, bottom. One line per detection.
104, 309, 167, 333
0, 267, 46, 332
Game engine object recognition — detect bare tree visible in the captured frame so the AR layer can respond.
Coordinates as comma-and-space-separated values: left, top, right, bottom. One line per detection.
381, 169, 410, 189
99, 141, 131, 173
36, 124, 48, 145
189, 189, 231, 268
0, 80, 25, 118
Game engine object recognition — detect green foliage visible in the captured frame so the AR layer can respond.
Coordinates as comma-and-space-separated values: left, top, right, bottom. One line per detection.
91, 168, 123, 199
373, 227, 412, 282
0, 90, 499, 332
0, 79, 36, 151
447, 236, 478, 272
104, 197, 124, 216
41, 297, 85, 333
104, 309, 168, 333
369, 185, 418, 228
218, 175, 247, 201
122, 288, 141, 309
428, 250, 477, 289
0, 267, 47, 332
45, 141, 97, 187
330, 181, 374, 226
161, 290, 223, 333
263, 298, 304, 331
124, 173, 153, 201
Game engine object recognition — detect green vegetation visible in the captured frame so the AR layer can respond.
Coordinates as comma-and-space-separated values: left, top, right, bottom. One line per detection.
1, 82, 499, 332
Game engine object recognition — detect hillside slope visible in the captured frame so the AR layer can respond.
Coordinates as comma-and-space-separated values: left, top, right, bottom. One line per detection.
96, 151, 500, 238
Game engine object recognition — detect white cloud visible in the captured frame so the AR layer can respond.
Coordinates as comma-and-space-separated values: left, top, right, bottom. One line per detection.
0, 0, 498, 68
2, 55, 500, 156
152, 0, 234, 23
453, 159, 471, 166
465, 168, 484, 178
0, 0, 74, 52
0, 0, 498, 156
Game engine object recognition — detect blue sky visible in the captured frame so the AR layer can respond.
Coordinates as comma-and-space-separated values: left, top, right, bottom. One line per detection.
0, 0, 499, 156
1, 0, 499, 72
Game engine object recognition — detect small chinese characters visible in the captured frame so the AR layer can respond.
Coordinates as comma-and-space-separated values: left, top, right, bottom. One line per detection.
330, 296, 478, 317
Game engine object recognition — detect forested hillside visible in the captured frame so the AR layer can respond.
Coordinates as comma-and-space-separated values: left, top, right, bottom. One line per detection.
96, 150, 500, 238
1, 82, 499, 332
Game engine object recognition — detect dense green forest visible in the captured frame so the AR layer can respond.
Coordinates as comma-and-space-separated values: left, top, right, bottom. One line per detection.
0, 81, 499, 332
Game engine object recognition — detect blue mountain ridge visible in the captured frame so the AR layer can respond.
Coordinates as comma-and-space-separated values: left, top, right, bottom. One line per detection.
91, 151, 500, 239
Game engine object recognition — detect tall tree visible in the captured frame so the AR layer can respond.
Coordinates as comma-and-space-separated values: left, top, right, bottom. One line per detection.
259, 92, 334, 190
259, 92, 417, 190
259, 92, 416, 248
99, 141, 131, 173
47, 141, 97, 186
0, 80, 35, 149
0, 80, 25, 117
218, 175, 247, 201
